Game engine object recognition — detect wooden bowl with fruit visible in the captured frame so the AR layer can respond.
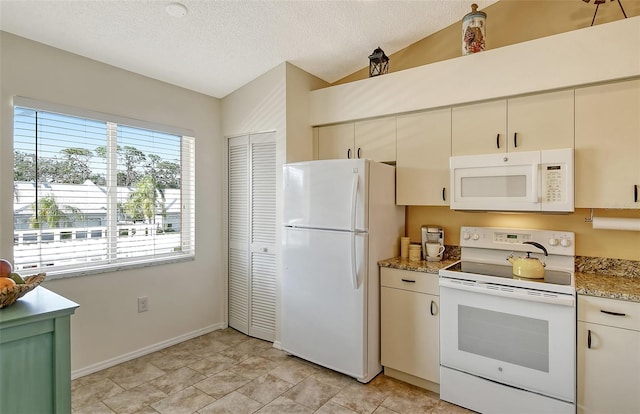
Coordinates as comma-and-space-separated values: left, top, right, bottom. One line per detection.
0, 259, 46, 309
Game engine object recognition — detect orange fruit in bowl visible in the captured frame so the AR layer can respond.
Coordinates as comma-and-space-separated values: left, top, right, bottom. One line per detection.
0, 259, 13, 278
0, 277, 16, 290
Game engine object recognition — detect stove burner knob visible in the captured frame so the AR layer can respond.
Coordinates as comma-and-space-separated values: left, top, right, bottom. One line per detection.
560, 238, 571, 247
549, 238, 559, 246
472, 233, 480, 240
463, 232, 471, 240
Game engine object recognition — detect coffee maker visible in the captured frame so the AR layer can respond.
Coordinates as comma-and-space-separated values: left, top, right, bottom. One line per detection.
421, 225, 444, 261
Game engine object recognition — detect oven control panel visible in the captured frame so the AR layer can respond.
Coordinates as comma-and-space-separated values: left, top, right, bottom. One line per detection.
460, 226, 575, 256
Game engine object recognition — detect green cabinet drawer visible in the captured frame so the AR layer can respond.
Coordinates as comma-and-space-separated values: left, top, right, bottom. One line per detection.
0, 287, 78, 414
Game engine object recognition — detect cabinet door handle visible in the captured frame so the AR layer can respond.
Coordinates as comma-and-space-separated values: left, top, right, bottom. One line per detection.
513, 132, 518, 148
357, 147, 361, 159
401, 278, 416, 283
496, 134, 500, 149
430, 300, 437, 316
347, 148, 351, 159
587, 329, 592, 349
635, 184, 638, 203
442, 187, 446, 202
600, 309, 626, 316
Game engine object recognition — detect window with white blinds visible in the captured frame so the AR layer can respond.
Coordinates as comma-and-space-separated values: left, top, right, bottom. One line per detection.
12, 99, 195, 278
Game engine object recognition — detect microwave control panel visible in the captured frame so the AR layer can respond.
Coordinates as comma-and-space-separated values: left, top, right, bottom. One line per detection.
540, 148, 574, 211
543, 164, 565, 203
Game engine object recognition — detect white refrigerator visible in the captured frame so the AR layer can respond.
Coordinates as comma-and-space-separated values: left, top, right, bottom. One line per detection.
281, 159, 404, 383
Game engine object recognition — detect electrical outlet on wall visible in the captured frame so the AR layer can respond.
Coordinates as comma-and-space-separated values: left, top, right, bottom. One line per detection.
138, 296, 149, 313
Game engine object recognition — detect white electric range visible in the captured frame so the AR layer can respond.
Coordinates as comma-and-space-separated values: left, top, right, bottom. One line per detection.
439, 226, 576, 414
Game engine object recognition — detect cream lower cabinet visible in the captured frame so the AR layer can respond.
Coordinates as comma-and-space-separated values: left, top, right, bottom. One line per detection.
577, 295, 640, 414
575, 79, 640, 208
451, 90, 574, 156
380, 267, 439, 392
396, 108, 451, 205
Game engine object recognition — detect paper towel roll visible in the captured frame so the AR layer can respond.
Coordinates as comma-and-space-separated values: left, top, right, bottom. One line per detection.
592, 217, 640, 231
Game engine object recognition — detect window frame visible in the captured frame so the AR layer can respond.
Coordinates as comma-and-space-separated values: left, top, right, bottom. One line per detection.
12, 96, 196, 279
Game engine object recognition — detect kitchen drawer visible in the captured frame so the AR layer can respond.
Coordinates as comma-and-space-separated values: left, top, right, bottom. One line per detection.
578, 295, 640, 332
380, 268, 439, 295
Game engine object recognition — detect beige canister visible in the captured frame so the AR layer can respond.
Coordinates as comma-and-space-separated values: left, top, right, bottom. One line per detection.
408, 244, 422, 262
400, 237, 410, 258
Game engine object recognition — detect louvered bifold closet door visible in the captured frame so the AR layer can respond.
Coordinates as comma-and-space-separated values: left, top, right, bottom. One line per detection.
228, 136, 250, 334
249, 132, 276, 341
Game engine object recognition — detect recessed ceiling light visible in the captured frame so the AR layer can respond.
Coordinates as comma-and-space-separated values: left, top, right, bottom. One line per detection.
166, 2, 188, 18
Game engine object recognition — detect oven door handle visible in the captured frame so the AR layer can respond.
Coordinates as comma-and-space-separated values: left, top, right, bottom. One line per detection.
439, 278, 575, 307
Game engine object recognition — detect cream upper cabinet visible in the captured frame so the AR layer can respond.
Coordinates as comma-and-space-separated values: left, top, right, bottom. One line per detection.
354, 117, 397, 162
317, 117, 396, 162
507, 89, 574, 151
577, 295, 640, 414
575, 79, 640, 209
317, 123, 355, 160
451, 90, 574, 156
452, 99, 506, 156
396, 108, 451, 205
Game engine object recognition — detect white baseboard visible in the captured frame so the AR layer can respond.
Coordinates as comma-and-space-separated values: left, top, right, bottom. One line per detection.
272, 340, 282, 350
71, 322, 227, 380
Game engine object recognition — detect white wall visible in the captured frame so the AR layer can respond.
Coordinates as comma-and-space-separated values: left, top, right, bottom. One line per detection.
221, 62, 287, 345
310, 16, 640, 125
221, 62, 327, 345
0, 32, 226, 375
285, 63, 329, 163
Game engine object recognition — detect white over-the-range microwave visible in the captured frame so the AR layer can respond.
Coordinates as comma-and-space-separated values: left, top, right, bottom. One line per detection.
449, 148, 574, 212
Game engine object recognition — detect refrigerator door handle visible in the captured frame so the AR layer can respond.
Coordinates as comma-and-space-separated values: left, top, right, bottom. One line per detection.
350, 232, 358, 289
350, 171, 359, 289
350, 171, 358, 232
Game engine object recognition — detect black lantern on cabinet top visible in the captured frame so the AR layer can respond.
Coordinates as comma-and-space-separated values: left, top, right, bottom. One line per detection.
368, 47, 389, 77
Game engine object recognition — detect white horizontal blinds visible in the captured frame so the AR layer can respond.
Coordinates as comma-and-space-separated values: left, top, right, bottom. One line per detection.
249, 133, 276, 341
115, 125, 183, 262
13, 107, 110, 272
12, 103, 195, 276
181, 136, 195, 256
106, 122, 118, 263
228, 136, 250, 334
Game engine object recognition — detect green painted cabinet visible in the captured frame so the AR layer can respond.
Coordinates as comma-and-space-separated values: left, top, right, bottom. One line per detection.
0, 287, 78, 414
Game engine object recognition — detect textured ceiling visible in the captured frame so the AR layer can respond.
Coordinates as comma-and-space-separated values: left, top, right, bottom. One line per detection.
0, 0, 498, 98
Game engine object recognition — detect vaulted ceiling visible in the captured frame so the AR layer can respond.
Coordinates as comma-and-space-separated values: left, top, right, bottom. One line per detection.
0, 0, 498, 98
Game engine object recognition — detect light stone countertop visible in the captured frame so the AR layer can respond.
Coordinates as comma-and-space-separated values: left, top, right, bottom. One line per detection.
575, 272, 640, 303
575, 256, 640, 303
378, 257, 457, 275
379, 256, 640, 304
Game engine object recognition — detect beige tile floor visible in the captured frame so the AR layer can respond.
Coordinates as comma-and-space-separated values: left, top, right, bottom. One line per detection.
71, 328, 474, 414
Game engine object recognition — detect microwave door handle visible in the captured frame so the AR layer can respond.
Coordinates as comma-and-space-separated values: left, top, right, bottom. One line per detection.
531, 163, 540, 203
